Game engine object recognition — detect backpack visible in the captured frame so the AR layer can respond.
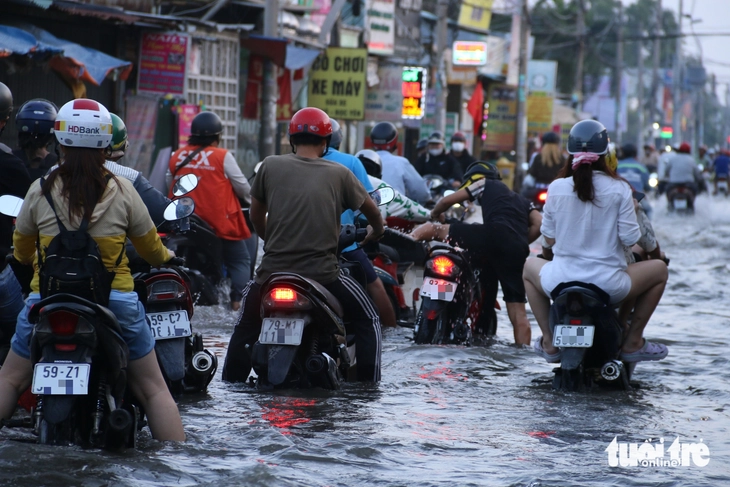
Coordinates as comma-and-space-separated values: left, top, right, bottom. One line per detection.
37, 177, 122, 306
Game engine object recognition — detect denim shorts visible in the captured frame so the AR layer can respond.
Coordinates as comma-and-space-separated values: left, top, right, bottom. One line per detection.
11, 290, 155, 361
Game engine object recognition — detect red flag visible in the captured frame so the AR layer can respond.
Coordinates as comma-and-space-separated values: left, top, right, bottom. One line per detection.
467, 80, 484, 137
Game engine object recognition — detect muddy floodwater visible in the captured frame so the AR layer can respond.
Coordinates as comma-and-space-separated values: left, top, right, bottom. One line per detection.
1, 194, 729, 486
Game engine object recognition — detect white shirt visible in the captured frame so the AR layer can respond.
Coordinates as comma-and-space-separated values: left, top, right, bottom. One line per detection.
377, 150, 430, 205
539, 172, 640, 303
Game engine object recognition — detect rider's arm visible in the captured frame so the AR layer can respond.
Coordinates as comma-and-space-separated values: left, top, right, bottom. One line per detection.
527, 209, 542, 244
127, 186, 172, 265
133, 173, 171, 227
250, 196, 267, 240
12, 180, 41, 265
359, 196, 385, 244
431, 188, 469, 218
223, 152, 251, 204
403, 161, 431, 205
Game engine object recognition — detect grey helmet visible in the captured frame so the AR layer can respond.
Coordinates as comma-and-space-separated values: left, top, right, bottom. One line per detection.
0, 82, 12, 121
329, 118, 343, 149
567, 119, 609, 155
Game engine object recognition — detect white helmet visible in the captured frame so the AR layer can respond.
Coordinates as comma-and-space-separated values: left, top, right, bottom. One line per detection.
356, 149, 382, 178
54, 99, 113, 149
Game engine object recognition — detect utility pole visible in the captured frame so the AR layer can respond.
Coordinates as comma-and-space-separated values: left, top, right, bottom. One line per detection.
260, 0, 279, 158
637, 38, 646, 154
672, 0, 683, 145
613, 3, 623, 147
433, 0, 449, 134
574, 0, 586, 111
650, 0, 662, 125
515, 0, 529, 165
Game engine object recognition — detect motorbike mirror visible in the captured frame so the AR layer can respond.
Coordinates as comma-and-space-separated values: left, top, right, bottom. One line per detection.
171, 174, 199, 197
443, 189, 455, 197
0, 195, 24, 217
163, 197, 195, 221
369, 186, 395, 206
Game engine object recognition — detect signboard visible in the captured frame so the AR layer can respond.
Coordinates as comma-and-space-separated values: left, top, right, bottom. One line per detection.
138, 33, 188, 94
308, 47, 367, 120
484, 84, 517, 152
394, 0, 422, 60
419, 112, 459, 141
366, 0, 395, 56
177, 104, 199, 148
452, 41, 488, 66
458, 0, 494, 32
401, 66, 427, 119
527, 60, 557, 135
365, 65, 403, 122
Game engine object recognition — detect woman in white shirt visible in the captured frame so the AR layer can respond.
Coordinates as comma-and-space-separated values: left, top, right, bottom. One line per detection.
523, 120, 669, 364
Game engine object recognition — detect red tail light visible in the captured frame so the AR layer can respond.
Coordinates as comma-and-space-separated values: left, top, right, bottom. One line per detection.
430, 256, 456, 277
271, 287, 296, 302
569, 319, 582, 325
148, 279, 187, 302
538, 192, 548, 202
54, 343, 77, 352
49, 311, 78, 336
158, 232, 168, 238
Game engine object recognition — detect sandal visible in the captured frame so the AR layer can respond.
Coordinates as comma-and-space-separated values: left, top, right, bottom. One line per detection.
620, 339, 668, 362
533, 336, 562, 363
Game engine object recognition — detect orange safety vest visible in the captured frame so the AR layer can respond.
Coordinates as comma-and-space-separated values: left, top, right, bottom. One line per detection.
168, 145, 251, 241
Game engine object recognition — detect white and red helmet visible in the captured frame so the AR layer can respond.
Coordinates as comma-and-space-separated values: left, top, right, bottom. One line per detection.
54, 99, 113, 149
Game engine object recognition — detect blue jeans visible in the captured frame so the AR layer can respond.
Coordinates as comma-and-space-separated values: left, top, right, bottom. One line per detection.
0, 266, 24, 342
221, 238, 251, 302
11, 290, 155, 361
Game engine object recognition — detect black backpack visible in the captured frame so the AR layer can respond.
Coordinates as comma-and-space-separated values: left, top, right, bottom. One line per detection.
37, 177, 122, 306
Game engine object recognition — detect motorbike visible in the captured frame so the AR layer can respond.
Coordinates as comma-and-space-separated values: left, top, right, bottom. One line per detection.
547, 281, 634, 391
247, 187, 395, 390
0, 194, 197, 448
715, 176, 729, 196
666, 184, 695, 213
424, 174, 468, 220
413, 240, 494, 345
520, 182, 550, 211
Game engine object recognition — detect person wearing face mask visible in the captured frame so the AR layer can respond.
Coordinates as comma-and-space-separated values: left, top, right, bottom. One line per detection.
449, 132, 476, 173
413, 131, 463, 186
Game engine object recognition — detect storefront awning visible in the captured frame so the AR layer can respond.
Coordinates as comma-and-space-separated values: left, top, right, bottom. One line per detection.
0, 24, 62, 58
2, 23, 133, 86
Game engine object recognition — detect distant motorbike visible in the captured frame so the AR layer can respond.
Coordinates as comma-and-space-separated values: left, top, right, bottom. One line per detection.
247, 187, 394, 390
424, 174, 467, 220
715, 176, 728, 196
520, 183, 549, 211
666, 184, 695, 213
548, 281, 634, 391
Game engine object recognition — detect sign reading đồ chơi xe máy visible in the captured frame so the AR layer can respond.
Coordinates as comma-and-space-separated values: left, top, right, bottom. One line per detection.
308, 47, 367, 120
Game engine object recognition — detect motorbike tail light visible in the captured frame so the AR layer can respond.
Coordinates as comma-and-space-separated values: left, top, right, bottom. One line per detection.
538, 192, 548, 202
428, 256, 459, 278
49, 310, 78, 336
569, 319, 582, 325
158, 233, 168, 238
148, 280, 187, 302
263, 286, 312, 310
54, 343, 77, 352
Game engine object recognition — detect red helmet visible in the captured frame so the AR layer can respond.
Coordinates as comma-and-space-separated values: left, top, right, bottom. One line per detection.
288, 107, 333, 138
678, 142, 691, 154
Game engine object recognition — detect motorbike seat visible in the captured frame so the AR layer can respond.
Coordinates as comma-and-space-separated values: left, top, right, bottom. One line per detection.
551, 281, 612, 308
266, 273, 344, 317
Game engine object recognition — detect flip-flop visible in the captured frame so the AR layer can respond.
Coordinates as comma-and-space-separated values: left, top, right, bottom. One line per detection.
533, 336, 562, 363
620, 339, 669, 362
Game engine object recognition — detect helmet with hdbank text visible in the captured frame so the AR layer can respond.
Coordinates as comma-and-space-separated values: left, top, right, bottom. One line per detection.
54, 99, 113, 148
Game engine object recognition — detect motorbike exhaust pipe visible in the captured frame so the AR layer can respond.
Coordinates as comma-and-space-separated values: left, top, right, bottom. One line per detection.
191, 351, 214, 375
108, 408, 133, 433
305, 354, 327, 375
601, 360, 623, 381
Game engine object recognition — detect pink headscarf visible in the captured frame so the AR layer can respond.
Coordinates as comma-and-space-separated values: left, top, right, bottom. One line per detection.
571, 152, 600, 170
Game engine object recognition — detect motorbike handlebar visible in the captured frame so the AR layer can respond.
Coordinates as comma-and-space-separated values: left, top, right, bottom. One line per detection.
167, 256, 186, 266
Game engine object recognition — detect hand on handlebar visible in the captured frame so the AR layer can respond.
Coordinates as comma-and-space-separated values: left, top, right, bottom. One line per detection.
361, 224, 385, 245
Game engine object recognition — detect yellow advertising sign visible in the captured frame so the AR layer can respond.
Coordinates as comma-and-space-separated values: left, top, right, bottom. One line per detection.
484, 84, 517, 152
527, 92, 555, 134
458, 0, 494, 32
307, 47, 367, 120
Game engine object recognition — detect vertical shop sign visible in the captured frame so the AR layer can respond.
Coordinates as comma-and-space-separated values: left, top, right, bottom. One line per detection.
365, 65, 404, 122
527, 59, 557, 134
138, 33, 188, 94
308, 47, 367, 120
177, 104, 200, 148
366, 0, 396, 56
484, 84, 517, 152
401, 66, 427, 119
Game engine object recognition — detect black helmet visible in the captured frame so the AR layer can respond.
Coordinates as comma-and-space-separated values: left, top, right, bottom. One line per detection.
620, 143, 638, 159
0, 82, 12, 120
355, 149, 382, 178
428, 131, 445, 144
416, 137, 428, 150
460, 161, 501, 190
370, 122, 398, 151
16, 99, 57, 136
329, 118, 342, 149
191, 111, 223, 137
541, 131, 559, 144
567, 119, 609, 155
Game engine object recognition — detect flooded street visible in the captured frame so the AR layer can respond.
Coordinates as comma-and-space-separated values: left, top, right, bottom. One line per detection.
1, 194, 729, 487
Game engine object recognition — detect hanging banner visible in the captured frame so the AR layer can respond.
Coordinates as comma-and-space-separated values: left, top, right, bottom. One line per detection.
124, 93, 159, 176
277, 68, 293, 122
484, 84, 517, 152
401, 66, 427, 119
365, 65, 403, 122
177, 104, 200, 148
366, 0, 396, 56
138, 32, 188, 94
243, 55, 264, 119
527, 60, 557, 135
308, 47, 367, 120
394, 0, 421, 60
458, 0, 494, 32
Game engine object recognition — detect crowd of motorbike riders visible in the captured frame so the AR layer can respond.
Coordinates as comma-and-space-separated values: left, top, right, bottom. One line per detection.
4, 76, 716, 441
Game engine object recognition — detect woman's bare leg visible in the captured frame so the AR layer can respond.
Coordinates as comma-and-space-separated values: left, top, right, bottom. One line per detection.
127, 350, 185, 441
0, 351, 32, 420
522, 258, 554, 352
621, 260, 668, 353
506, 302, 531, 346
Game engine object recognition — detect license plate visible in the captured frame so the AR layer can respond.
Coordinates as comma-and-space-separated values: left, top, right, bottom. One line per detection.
259, 318, 305, 346
146, 310, 191, 340
420, 277, 457, 301
32, 363, 91, 395
553, 325, 595, 348
674, 198, 688, 209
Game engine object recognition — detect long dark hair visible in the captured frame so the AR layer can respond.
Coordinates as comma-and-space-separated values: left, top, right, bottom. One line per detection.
556, 154, 620, 202
42, 146, 118, 222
